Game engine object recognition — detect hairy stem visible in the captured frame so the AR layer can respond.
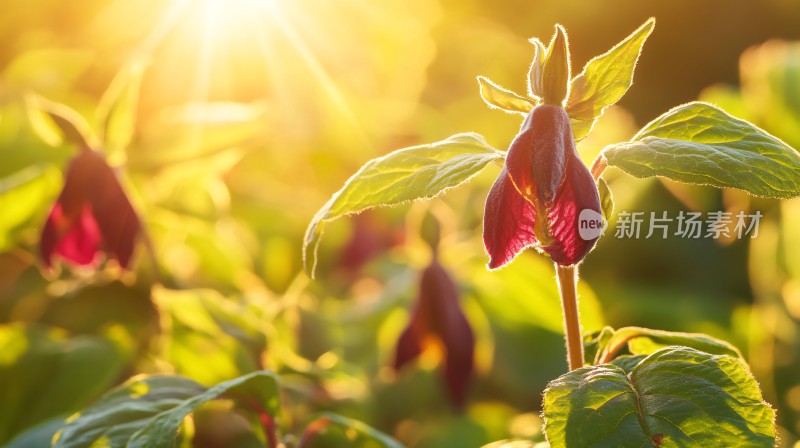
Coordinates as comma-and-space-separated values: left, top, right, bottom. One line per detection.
590, 154, 608, 181
555, 264, 583, 371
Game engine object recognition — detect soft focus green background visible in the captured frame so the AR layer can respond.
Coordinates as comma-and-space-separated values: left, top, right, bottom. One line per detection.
2, 0, 800, 446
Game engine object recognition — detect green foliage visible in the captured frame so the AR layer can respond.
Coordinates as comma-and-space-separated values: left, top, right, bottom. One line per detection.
477, 76, 535, 115
0, 324, 128, 444
53, 371, 279, 448
153, 287, 267, 385
2, 3, 799, 447
0, 165, 60, 251
25, 95, 96, 150
585, 325, 742, 365
96, 62, 145, 155
479, 19, 654, 142
566, 18, 655, 140
51, 371, 403, 448
302, 413, 406, 448
597, 178, 613, 221
604, 101, 800, 198
543, 347, 776, 447
526, 38, 547, 101
304, 133, 503, 275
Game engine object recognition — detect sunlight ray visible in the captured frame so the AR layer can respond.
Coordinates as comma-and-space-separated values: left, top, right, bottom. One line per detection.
263, 1, 372, 150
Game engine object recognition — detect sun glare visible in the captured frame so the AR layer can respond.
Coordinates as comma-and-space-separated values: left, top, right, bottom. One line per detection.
195, 0, 282, 52
133, 0, 369, 143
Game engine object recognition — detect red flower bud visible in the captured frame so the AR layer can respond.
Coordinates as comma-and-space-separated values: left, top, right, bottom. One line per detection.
483, 104, 601, 268
393, 259, 475, 409
41, 149, 141, 270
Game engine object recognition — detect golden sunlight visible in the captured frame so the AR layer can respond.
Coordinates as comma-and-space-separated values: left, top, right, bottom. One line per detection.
134, 0, 371, 140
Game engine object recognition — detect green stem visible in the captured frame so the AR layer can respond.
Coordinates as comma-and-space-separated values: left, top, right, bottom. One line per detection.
555, 264, 584, 371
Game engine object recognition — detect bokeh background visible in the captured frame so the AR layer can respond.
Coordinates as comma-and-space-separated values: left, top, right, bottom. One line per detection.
2, 0, 800, 446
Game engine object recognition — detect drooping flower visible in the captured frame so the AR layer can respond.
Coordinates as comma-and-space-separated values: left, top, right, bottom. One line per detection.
483, 26, 602, 269
393, 258, 475, 409
483, 105, 601, 268
41, 149, 141, 270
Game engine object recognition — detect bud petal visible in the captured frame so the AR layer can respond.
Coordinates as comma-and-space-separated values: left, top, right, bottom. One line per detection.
506, 105, 569, 205
541, 146, 602, 265
483, 169, 537, 269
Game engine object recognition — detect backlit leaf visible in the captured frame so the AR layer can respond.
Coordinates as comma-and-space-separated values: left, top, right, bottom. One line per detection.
597, 178, 613, 221
591, 326, 741, 365
604, 102, 800, 198
527, 38, 547, 100
25, 95, 96, 150
566, 18, 654, 140
97, 62, 146, 154
477, 76, 535, 115
304, 133, 503, 276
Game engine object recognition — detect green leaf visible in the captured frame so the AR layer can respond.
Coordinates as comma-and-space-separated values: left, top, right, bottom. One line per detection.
592, 326, 742, 365
301, 412, 404, 448
543, 347, 776, 447
0, 324, 127, 444
5, 415, 68, 448
152, 287, 267, 385
304, 133, 503, 276
582, 326, 615, 366
566, 18, 655, 140
97, 62, 146, 153
608, 354, 647, 374
526, 38, 547, 100
604, 101, 800, 198
53, 371, 280, 448
483, 441, 545, 448
25, 95, 96, 150
477, 76, 535, 115
597, 178, 613, 221
0, 165, 61, 251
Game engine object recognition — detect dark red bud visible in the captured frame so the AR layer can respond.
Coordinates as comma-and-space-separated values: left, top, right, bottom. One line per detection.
392, 259, 475, 409
41, 150, 141, 270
